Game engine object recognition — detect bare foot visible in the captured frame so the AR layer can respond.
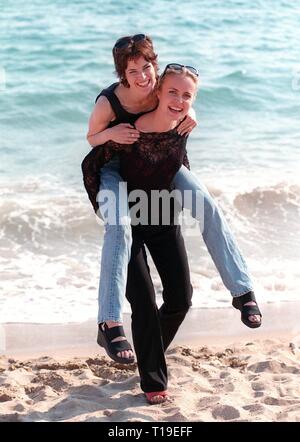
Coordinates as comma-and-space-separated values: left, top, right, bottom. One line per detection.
244, 301, 261, 323
145, 391, 169, 405
104, 321, 134, 360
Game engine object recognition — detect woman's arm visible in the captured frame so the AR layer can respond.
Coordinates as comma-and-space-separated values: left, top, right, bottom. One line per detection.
86, 95, 140, 147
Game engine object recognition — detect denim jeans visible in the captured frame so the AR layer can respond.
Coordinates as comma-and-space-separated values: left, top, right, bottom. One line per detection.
97, 157, 253, 323
172, 165, 253, 296
97, 157, 132, 323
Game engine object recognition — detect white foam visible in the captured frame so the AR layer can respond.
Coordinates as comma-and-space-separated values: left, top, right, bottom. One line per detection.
0, 173, 299, 323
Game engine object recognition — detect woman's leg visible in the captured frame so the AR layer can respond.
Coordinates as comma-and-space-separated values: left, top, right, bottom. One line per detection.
125, 228, 168, 394
145, 225, 193, 351
173, 166, 253, 295
97, 157, 133, 359
173, 166, 261, 324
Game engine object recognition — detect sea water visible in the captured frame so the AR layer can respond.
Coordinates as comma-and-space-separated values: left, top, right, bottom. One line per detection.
0, 0, 299, 322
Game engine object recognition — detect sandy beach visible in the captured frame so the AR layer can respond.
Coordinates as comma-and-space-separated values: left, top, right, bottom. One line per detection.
1, 302, 300, 422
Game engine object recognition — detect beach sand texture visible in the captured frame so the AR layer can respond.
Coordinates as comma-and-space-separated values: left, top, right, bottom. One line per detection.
1, 335, 300, 422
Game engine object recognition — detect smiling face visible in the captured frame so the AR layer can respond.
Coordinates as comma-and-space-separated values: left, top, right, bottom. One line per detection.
157, 72, 197, 121
124, 56, 157, 96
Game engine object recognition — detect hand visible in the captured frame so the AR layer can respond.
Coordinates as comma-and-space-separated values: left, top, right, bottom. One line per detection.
176, 114, 197, 136
108, 123, 140, 144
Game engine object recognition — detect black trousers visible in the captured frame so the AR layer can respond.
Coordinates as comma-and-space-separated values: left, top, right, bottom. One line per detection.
125, 224, 193, 393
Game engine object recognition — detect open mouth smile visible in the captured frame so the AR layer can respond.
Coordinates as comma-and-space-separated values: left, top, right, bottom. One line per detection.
168, 106, 183, 113
136, 79, 151, 88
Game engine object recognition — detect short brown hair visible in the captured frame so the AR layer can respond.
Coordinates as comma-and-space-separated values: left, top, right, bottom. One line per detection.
112, 35, 158, 87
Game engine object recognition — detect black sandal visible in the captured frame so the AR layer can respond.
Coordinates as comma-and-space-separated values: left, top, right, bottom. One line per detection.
97, 323, 135, 364
232, 291, 262, 329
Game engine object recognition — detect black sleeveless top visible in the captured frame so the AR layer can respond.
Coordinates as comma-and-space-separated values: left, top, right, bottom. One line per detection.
95, 82, 145, 127
81, 83, 190, 213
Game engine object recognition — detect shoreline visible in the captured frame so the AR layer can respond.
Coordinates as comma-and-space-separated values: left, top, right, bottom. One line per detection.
2, 301, 299, 359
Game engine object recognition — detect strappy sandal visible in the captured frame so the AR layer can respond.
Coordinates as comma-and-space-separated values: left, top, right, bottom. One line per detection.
97, 323, 135, 364
145, 391, 169, 405
232, 291, 262, 329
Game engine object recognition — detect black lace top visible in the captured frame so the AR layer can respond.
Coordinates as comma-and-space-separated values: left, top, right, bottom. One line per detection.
81, 83, 190, 213
119, 129, 188, 192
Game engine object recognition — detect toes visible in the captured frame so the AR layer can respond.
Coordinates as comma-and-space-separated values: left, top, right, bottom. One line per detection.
117, 351, 133, 359
151, 395, 167, 404
249, 315, 260, 323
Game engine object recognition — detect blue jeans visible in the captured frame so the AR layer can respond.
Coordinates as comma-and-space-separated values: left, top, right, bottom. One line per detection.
172, 166, 253, 296
97, 157, 132, 323
97, 158, 253, 323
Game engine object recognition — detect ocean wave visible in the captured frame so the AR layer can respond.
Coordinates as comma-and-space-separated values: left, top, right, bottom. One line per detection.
0, 174, 299, 323
1, 176, 299, 251
217, 69, 258, 84
200, 85, 263, 111
206, 177, 300, 232
0, 177, 100, 254
232, 182, 300, 215
203, 177, 300, 260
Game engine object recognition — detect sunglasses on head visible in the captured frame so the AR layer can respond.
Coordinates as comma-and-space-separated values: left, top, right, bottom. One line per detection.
113, 34, 147, 51
162, 63, 199, 77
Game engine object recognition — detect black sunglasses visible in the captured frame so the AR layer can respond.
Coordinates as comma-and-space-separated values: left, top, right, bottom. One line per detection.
162, 63, 199, 77
113, 34, 147, 51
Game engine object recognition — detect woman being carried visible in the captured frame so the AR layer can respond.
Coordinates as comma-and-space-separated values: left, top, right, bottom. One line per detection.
82, 34, 262, 366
